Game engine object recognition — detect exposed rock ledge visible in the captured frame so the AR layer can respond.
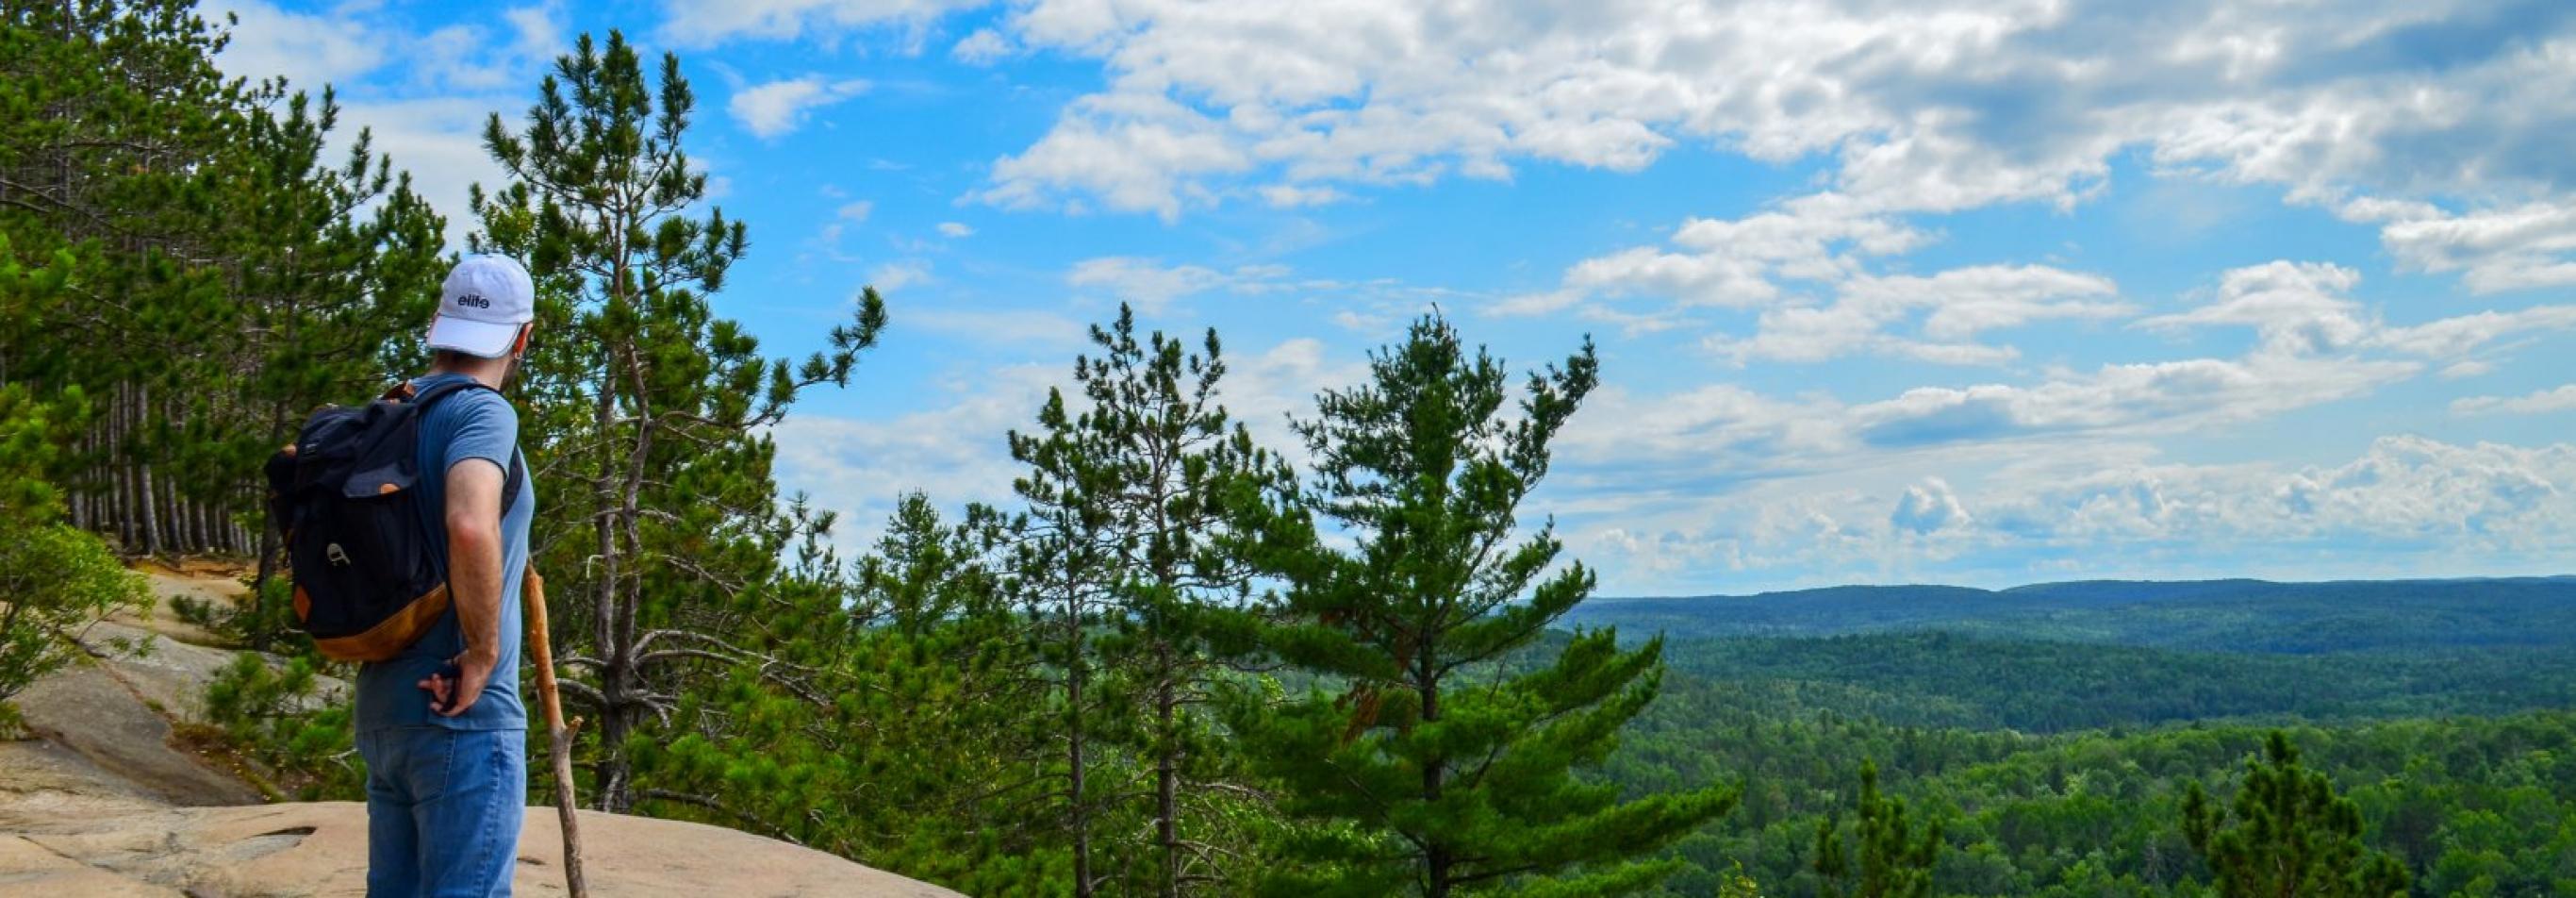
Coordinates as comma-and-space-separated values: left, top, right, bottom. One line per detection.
0, 800, 962, 897
0, 563, 963, 897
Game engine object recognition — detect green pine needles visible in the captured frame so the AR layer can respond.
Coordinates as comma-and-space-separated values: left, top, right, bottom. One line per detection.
1812, 760, 1940, 898
2183, 731, 2411, 898
1223, 313, 1737, 897
1005, 306, 1296, 896
470, 28, 887, 816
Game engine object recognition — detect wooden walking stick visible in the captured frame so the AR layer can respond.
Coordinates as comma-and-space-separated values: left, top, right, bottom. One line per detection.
524, 569, 588, 897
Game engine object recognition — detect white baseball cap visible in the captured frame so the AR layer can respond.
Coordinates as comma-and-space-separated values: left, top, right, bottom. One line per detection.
426, 255, 537, 358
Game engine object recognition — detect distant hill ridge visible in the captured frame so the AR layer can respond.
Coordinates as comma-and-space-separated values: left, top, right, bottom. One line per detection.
1567, 576, 2576, 654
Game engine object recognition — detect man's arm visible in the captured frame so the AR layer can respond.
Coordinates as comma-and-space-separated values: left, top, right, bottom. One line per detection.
424, 457, 506, 716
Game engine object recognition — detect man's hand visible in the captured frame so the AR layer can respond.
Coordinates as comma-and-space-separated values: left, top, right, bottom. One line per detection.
419, 649, 500, 716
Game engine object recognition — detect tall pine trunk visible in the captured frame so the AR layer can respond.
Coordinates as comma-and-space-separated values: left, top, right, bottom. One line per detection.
1420, 660, 1448, 898
1155, 642, 1179, 898
134, 383, 160, 557
592, 377, 635, 813
610, 345, 655, 815
1066, 592, 1092, 898
250, 401, 291, 647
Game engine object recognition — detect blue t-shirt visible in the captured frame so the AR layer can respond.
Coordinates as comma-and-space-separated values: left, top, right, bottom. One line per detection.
355, 374, 533, 732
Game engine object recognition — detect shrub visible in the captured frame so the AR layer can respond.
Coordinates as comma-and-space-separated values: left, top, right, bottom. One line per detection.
202, 652, 363, 800
0, 522, 152, 736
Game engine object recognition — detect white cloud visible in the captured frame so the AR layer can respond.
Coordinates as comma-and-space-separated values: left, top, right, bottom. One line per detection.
868, 259, 933, 291
977, 93, 1249, 220
936, 221, 974, 238
1064, 257, 1295, 312
2358, 200, 2576, 293
730, 76, 870, 140
1067, 258, 1230, 309
2139, 261, 2370, 357
1899, 268, 2129, 341
837, 200, 874, 222
1550, 340, 2432, 530
339, 97, 515, 244
619, 0, 2576, 590
1556, 382, 1849, 478
213, 0, 384, 91
804, 223, 860, 263
2133, 261, 2576, 367
217, 2, 564, 95
415, 5, 565, 91
2371, 305, 2576, 358
2027, 436, 2574, 552
209, 2, 569, 248
950, 27, 1013, 64
1534, 256, 2574, 579
965, 0, 2576, 288
1518, 193, 2124, 365
769, 362, 1056, 549
1848, 353, 2419, 448
2452, 384, 2576, 416
1567, 434, 2576, 592
660, 0, 988, 46
1709, 264, 2128, 366
1258, 184, 1347, 208
772, 335, 1355, 554
1892, 478, 1973, 535
1503, 193, 1927, 317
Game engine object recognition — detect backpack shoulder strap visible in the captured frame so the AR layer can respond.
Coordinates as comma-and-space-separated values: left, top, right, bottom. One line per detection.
407, 378, 527, 510
504, 449, 526, 513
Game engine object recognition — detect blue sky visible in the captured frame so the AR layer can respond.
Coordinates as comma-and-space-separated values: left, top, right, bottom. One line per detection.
216, 0, 2576, 594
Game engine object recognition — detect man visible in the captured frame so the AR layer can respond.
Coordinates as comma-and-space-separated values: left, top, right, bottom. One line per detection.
359, 254, 537, 897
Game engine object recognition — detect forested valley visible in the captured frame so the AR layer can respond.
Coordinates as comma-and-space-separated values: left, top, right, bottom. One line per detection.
2, 4, 2569, 896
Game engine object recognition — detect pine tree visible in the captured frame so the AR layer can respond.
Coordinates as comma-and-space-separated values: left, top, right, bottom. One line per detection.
1225, 313, 1736, 897
1017, 307, 1295, 895
1006, 342, 1141, 898
471, 29, 887, 813
0, 2, 443, 563
1812, 761, 1939, 898
2183, 731, 2411, 898
0, 0, 255, 555
225, 87, 447, 644
828, 494, 1070, 894
0, 246, 150, 735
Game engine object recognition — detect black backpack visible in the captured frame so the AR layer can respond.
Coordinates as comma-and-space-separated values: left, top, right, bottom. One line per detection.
265, 379, 522, 662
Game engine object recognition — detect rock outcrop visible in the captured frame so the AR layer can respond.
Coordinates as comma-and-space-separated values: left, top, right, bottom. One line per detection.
0, 801, 961, 897
0, 564, 963, 897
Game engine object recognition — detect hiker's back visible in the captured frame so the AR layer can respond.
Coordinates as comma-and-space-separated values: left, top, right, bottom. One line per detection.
351, 372, 533, 733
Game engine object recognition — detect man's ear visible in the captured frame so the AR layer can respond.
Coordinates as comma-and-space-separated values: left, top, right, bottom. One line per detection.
511, 324, 533, 356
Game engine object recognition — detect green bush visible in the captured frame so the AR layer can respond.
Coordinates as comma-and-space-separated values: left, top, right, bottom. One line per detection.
0, 522, 153, 736
0, 383, 149, 736
171, 575, 308, 652
202, 652, 362, 800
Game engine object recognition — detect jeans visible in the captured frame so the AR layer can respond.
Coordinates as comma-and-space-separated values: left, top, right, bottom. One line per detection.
359, 726, 528, 897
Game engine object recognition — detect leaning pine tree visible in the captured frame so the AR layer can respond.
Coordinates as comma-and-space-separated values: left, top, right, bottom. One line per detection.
1226, 313, 1736, 897
470, 30, 886, 815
